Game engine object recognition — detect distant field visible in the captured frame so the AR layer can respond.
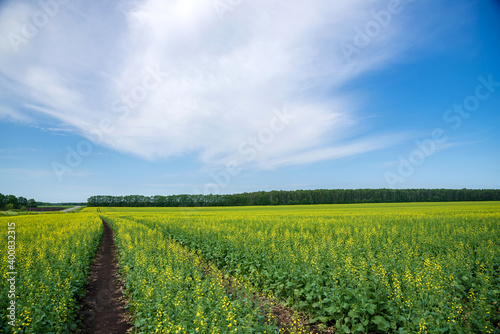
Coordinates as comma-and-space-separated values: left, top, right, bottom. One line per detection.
26, 207, 66, 212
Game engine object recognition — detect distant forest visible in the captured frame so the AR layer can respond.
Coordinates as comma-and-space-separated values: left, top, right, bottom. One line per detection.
87, 189, 500, 207
0, 193, 85, 210
0, 193, 37, 210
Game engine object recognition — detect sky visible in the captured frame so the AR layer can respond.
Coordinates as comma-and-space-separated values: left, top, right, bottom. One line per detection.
0, 0, 499, 202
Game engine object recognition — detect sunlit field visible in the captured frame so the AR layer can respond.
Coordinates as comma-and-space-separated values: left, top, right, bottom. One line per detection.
1, 202, 498, 333
89, 202, 500, 333
0, 214, 102, 333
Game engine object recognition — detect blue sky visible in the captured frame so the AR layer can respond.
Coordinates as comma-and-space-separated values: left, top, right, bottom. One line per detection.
0, 0, 499, 202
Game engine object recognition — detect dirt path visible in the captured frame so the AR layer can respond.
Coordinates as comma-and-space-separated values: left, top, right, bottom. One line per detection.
62, 206, 82, 212
77, 220, 132, 334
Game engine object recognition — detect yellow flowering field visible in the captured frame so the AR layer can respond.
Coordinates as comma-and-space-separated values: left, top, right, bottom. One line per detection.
98, 202, 500, 333
106, 216, 278, 333
0, 213, 102, 333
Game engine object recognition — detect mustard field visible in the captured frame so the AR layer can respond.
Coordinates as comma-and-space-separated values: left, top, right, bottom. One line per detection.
0, 213, 102, 333
1, 202, 499, 333
107, 216, 277, 333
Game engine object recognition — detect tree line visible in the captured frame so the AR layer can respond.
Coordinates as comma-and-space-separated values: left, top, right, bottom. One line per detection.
0, 193, 37, 211
87, 188, 500, 207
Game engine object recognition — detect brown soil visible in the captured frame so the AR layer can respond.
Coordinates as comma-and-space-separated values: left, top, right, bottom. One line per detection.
26, 207, 66, 211
268, 301, 335, 334
76, 219, 132, 334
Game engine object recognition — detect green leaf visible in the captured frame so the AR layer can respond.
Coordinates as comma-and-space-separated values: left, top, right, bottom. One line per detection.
326, 305, 339, 315
372, 315, 391, 331
134, 318, 146, 327
318, 316, 330, 323
366, 303, 376, 315
341, 325, 351, 333
355, 323, 365, 332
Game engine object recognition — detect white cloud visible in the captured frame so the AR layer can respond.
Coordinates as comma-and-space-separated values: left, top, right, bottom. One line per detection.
0, 0, 437, 169
0, 105, 34, 123
259, 133, 408, 169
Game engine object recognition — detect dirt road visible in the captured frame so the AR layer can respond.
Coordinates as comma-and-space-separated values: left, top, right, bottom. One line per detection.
77, 220, 132, 333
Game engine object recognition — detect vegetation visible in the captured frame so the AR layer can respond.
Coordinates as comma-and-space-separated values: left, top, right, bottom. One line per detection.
0, 194, 36, 211
2, 202, 498, 333
0, 193, 85, 211
107, 216, 278, 333
0, 214, 102, 333
36, 202, 86, 207
87, 188, 500, 207
98, 202, 500, 333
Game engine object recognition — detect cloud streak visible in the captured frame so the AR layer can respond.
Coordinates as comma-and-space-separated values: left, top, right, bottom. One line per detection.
0, 0, 436, 169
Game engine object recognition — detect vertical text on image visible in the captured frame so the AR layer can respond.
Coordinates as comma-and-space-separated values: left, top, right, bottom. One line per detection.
7, 222, 17, 327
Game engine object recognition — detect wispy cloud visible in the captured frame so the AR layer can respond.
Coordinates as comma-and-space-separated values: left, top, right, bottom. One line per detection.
380, 140, 482, 168
0, 0, 442, 169
0, 168, 53, 178
260, 133, 409, 169
0, 167, 96, 178
0, 105, 34, 123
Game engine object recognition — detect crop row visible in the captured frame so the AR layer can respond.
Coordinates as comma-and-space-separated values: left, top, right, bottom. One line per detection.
0, 214, 102, 333
104, 203, 500, 333
106, 216, 280, 333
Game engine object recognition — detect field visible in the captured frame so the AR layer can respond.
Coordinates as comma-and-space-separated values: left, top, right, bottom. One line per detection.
1, 202, 499, 333
0, 214, 102, 333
